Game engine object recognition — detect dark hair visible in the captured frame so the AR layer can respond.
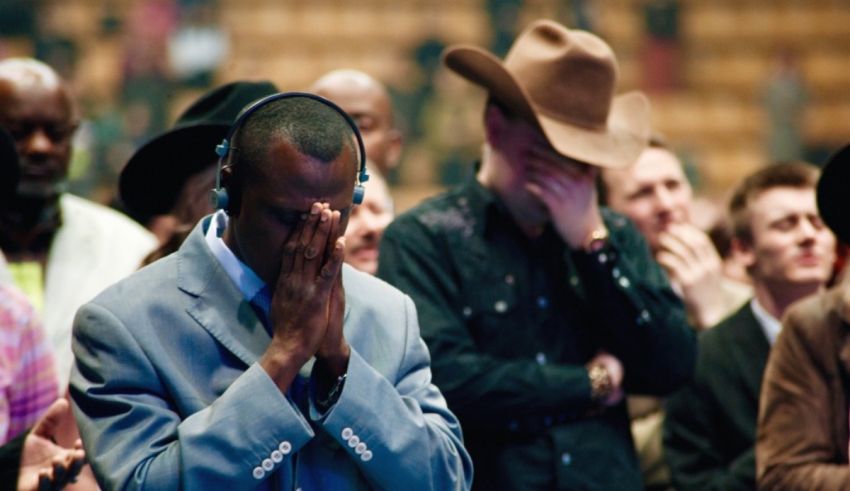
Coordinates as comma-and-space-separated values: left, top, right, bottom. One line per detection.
728, 162, 820, 245
225, 96, 357, 213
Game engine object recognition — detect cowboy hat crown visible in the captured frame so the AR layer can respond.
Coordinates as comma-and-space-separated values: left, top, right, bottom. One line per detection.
444, 19, 650, 168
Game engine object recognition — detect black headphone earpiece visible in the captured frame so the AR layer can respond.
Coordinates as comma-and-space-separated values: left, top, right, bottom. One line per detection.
210, 92, 369, 213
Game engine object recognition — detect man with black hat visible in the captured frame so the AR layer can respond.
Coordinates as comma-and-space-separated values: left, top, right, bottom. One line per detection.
377, 19, 696, 490
119, 80, 279, 264
0, 58, 156, 388
756, 144, 850, 490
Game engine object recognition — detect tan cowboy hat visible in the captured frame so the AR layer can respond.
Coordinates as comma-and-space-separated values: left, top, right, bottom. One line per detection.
444, 19, 650, 169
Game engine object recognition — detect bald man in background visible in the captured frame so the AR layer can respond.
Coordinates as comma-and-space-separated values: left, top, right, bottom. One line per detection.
310, 69, 403, 178
0, 58, 156, 387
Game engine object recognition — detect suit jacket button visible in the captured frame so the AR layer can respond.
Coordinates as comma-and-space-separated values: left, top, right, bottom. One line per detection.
252, 467, 265, 479
279, 441, 292, 454
361, 450, 373, 462
341, 427, 354, 440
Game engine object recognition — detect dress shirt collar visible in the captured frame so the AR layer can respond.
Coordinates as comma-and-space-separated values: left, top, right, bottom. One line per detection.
750, 297, 781, 346
204, 210, 267, 308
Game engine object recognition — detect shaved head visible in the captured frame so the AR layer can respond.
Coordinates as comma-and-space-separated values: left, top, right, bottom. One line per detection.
0, 58, 78, 199
0, 58, 64, 90
310, 69, 402, 177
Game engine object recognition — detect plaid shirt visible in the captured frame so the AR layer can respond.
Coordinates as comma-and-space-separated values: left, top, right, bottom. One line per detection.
0, 285, 58, 444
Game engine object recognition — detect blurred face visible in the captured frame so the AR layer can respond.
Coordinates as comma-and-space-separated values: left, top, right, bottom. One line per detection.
343, 176, 393, 275
483, 105, 593, 231
602, 147, 692, 252
0, 78, 77, 199
224, 135, 357, 286
739, 187, 835, 289
312, 76, 401, 176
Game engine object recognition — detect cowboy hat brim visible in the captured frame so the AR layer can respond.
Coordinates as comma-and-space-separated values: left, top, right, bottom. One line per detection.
119, 123, 227, 217
817, 144, 850, 244
445, 45, 650, 169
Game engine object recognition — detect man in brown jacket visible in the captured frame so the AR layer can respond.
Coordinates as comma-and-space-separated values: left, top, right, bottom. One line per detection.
757, 144, 850, 490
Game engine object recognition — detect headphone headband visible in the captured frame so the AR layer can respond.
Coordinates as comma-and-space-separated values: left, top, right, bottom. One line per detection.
211, 91, 370, 211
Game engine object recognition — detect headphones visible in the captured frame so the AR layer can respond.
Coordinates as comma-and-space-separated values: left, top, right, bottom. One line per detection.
210, 91, 369, 212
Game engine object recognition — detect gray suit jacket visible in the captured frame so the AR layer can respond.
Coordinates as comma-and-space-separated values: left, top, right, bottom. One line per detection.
70, 218, 472, 491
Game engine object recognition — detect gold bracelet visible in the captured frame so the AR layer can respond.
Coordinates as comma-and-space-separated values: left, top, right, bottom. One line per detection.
583, 228, 609, 253
587, 364, 613, 401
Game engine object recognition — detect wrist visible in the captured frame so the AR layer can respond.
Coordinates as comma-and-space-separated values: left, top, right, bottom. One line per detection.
316, 342, 350, 378
260, 347, 305, 393
587, 363, 614, 402
581, 227, 609, 253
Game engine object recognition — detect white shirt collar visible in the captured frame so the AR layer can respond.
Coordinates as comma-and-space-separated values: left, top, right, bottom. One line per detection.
750, 297, 782, 346
204, 210, 267, 304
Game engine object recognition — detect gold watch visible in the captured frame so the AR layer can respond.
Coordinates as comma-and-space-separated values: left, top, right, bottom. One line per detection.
587, 363, 613, 401
583, 228, 609, 253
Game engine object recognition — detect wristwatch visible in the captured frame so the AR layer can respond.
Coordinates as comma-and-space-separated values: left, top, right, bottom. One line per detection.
583, 228, 609, 253
587, 363, 613, 402
316, 373, 347, 411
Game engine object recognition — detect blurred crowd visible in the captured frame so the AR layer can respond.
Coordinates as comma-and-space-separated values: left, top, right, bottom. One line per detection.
1, 2, 849, 491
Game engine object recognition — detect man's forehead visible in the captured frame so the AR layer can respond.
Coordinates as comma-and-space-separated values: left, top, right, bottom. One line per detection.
0, 78, 73, 118
751, 186, 816, 215
0, 61, 62, 90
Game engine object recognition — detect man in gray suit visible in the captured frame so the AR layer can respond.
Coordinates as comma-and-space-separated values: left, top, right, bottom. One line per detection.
69, 93, 472, 490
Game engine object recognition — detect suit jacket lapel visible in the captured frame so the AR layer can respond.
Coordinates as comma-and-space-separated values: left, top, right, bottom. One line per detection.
177, 218, 270, 367
728, 303, 772, 402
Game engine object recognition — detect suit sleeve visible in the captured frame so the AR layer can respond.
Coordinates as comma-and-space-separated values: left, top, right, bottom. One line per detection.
309, 294, 473, 491
70, 302, 316, 491
756, 308, 850, 491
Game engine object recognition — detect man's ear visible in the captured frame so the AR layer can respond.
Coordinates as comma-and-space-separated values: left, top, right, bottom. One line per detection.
730, 236, 756, 271
384, 128, 403, 171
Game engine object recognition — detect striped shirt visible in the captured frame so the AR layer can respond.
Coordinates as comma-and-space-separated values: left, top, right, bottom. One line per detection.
0, 285, 58, 444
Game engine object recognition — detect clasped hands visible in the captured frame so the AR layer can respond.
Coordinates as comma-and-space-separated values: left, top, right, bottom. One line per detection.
260, 202, 349, 394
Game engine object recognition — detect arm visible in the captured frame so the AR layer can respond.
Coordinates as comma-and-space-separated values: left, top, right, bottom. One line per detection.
8, 302, 59, 439
378, 222, 597, 426
576, 212, 697, 396
309, 294, 472, 491
525, 154, 696, 396
70, 302, 316, 491
664, 378, 754, 491
756, 306, 850, 491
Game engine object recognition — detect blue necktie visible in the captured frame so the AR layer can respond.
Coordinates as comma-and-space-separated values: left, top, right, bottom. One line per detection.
250, 286, 272, 336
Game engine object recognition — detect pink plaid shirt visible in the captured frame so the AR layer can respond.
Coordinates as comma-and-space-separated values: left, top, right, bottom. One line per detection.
0, 285, 58, 444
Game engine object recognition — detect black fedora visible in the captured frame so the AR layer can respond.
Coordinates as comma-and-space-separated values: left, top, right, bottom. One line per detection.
119, 80, 278, 217
817, 144, 850, 244
0, 127, 20, 205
